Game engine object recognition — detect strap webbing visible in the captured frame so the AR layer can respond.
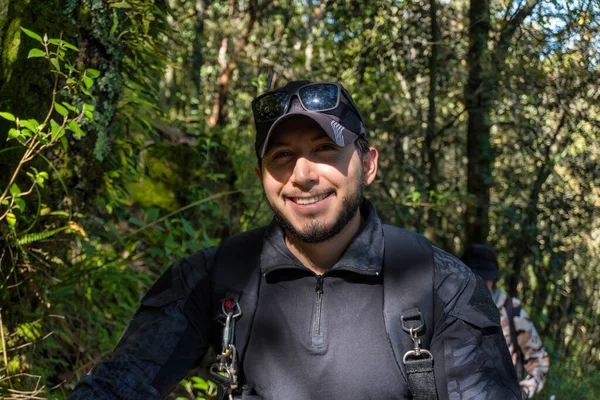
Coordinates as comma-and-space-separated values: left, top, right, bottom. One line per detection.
405, 358, 438, 400
382, 225, 438, 400
212, 226, 267, 383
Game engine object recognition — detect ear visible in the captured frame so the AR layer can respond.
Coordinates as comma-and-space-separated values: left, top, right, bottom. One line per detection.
254, 164, 263, 183
362, 147, 378, 186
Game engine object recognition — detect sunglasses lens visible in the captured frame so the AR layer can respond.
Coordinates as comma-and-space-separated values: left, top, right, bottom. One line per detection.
254, 92, 290, 122
298, 84, 339, 111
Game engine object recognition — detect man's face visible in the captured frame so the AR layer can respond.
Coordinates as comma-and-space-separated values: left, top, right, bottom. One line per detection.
255, 117, 378, 243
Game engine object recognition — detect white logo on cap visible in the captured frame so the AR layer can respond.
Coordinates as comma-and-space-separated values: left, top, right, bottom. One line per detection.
330, 121, 345, 146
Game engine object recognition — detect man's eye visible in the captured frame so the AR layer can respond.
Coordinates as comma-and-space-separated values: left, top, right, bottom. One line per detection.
272, 150, 293, 159
315, 144, 335, 152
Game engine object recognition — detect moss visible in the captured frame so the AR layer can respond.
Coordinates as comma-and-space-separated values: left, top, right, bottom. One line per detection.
128, 178, 180, 210
0, 0, 10, 48
1, 18, 22, 85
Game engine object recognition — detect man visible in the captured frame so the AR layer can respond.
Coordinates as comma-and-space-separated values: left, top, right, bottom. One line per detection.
69, 81, 521, 399
461, 244, 550, 398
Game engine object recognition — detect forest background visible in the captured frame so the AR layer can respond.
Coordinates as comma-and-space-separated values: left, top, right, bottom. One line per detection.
0, 0, 599, 399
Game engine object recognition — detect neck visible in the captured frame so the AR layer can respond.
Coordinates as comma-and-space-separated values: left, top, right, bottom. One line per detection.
285, 211, 363, 275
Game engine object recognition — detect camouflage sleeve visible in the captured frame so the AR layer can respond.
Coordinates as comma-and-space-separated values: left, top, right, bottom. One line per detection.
68, 247, 218, 400
511, 298, 550, 398
430, 248, 522, 400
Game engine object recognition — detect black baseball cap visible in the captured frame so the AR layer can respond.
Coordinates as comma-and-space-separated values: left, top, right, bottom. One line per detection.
461, 244, 499, 282
252, 81, 367, 158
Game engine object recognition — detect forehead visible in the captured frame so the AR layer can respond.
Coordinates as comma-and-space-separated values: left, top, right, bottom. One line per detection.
267, 117, 330, 148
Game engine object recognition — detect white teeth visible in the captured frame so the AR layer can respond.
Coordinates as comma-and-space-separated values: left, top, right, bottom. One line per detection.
294, 193, 329, 205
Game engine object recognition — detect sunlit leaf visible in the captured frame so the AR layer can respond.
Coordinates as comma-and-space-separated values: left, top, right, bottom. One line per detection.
83, 76, 94, 89
111, 1, 132, 8
86, 68, 101, 78
14, 198, 26, 213
67, 120, 85, 139
10, 183, 21, 196
27, 48, 46, 59
61, 41, 79, 52
8, 128, 20, 140
55, 103, 69, 117
20, 27, 43, 43
0, 112, 16, 121
50, 58, 60, 71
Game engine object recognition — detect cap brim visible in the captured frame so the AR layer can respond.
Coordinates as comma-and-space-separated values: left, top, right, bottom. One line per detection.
259, 111, 360, 158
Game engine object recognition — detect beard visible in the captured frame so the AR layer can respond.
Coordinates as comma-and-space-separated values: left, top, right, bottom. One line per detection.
268, 173, 366, 244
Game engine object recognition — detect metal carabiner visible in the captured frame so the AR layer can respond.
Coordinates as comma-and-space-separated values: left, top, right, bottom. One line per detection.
409, 327, 422, 355
403, 348, 433, 364
221, 299, 242, 352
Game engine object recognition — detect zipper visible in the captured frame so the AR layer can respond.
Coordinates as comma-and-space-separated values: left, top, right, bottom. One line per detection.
314, 275, 324, 336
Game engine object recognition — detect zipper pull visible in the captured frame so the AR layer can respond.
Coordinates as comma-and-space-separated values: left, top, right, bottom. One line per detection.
315, 275, 324, 295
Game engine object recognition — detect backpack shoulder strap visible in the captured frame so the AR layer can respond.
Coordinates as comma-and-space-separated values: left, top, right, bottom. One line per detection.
382, 224, 438, 400
212, 225, 267, 378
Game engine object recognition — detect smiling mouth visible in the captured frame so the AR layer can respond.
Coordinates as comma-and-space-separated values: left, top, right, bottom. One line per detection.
289, 192, 332, 205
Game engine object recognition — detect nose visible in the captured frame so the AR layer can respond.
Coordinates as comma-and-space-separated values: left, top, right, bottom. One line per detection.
291, 156, 318, 189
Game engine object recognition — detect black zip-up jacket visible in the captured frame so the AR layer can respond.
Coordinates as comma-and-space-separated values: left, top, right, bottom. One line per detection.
69, 201, 521, 399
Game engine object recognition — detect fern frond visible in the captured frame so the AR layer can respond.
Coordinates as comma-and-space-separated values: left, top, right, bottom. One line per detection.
17, 226, 69, 245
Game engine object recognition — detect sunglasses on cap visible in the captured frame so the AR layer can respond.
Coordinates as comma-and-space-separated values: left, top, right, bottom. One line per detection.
251, 82, 364, 124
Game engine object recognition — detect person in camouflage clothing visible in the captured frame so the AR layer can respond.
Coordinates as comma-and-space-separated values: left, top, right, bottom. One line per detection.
462, 244, 550, 398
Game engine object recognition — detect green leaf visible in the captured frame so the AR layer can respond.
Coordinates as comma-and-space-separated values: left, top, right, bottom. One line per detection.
181, 218, 196, 237
86, 68, 101, 78
145, 208, 160, 222
110, 9, 119, 37
14, 198, 26, 213
27, 48, 46, 59
61, 41, 79, 52
67, 120, 84, 139
60, 136, 69, 151
20, 129, 34, 139
20, 28, 43, 43
50, 120, 63, 141
7, 128, 20, 140
50, 58, 60, 71
62, 102, 79, 113
0, 112, 16, 121
10, 183, 21, 196
20, 119, 39, 132
55, 103, 69, 117
111, 1, 132, 8
128, 216, 146, 228
36, 175, 46, 188
82, 76, 94, 89
48, 211, 69, 217
17, 226, 69, 245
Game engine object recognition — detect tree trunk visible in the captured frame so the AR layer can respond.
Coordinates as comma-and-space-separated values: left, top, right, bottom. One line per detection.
192, 0, 208, 102
208, 0, 270, 127
464, 0, 540, 248
464, 0, 492, 248
424, 0, 440, 244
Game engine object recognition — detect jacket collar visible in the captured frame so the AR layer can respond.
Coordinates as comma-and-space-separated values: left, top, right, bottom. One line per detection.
260, 198, 384, 276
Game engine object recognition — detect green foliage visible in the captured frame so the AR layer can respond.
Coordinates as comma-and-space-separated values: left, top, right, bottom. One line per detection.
1, 28, 97, 250
176, 376, 218, 400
